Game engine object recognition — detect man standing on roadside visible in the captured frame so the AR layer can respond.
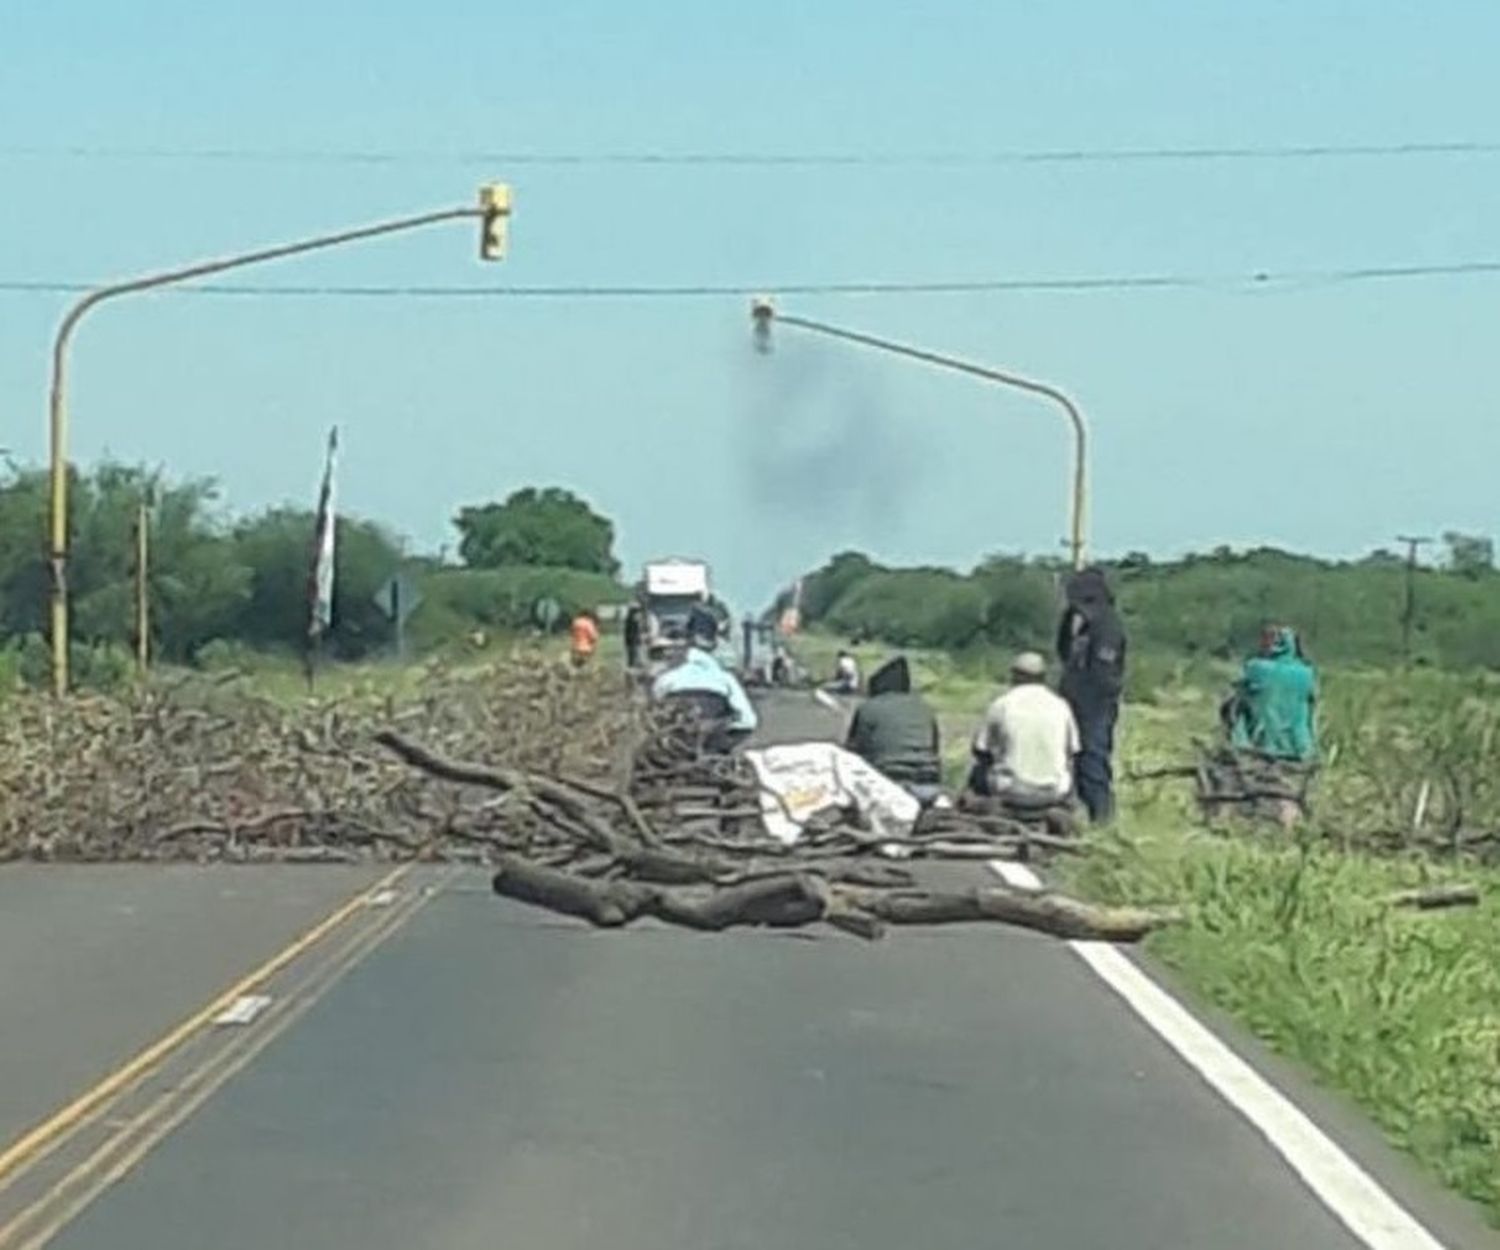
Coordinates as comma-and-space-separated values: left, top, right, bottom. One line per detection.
623, 604, 643, 669
569, 609, 600, 667
1056, 567, 1127, 823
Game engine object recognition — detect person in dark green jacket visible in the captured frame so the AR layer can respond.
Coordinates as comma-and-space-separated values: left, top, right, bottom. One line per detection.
845, 656, 941, 795
1226, 626, 1317, 761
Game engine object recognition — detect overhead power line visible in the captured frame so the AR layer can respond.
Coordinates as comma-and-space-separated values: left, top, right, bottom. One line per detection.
4, 141, 1500, 168
4, 259, 1500, 300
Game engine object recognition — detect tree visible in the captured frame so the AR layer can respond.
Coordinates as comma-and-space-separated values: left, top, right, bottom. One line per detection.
453, 487, 618, 574
0, 462, 247, 662
232, 509, 402, 658
800, 551, 879, 622
1443, 531, 1494, 579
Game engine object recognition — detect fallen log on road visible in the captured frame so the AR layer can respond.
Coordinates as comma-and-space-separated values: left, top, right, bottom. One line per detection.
838, 886, 1182, 942
491, 852, 1178, 943
492, 856, 832, 933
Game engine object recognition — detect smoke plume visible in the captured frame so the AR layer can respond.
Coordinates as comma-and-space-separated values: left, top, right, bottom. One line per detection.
736, 335, 925, 536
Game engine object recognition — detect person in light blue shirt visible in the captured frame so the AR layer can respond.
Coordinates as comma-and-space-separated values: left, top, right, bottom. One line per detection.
652, 646, 759, 735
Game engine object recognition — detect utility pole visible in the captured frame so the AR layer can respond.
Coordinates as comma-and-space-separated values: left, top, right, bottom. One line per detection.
1396, 535, 1432, 663
46, 185, 512, 696
134, 496, 150, 680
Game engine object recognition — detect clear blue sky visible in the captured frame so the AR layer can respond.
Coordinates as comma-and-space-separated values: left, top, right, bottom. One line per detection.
2, 1, 1496, 610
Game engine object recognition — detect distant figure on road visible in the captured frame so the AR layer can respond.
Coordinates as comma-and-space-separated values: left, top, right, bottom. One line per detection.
686, 599, 720, 648
569, 610, 600, 667
845, 656, 941, 801
533, 595, 562, 635
969, 651, 1080, 809
1224, 625, 1318, 761
623, 605, 643, 669
829, 649, 860, 695
770, 644, 791, 686
1057, 567, 1127, 823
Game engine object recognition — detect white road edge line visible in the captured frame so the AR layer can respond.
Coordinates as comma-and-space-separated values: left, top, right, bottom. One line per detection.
987, 858, 1446, 1250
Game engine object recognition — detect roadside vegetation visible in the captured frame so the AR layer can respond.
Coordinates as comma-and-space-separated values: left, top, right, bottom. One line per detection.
786, 538, 1500, 672
7, 454, 1499, 1217
794, 628, 1500, 1224
0, 462, 630, 692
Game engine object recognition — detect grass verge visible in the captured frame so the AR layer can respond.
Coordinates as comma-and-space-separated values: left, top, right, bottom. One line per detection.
793, 630, 1500, 1222
1086, 686, 1500, 1224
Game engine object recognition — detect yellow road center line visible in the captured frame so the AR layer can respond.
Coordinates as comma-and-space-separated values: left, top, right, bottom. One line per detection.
0, 863, 411, 1188
2, 874, 445, 1250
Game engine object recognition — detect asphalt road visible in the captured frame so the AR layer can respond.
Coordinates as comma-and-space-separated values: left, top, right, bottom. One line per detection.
5, 693, 1496, 1249
0, 864, 386, 1148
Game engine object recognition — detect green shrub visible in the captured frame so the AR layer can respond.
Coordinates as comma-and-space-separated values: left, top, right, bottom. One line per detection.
194, 638, 263, 672
795, 545, 1500, 673
409, 566, 628, 648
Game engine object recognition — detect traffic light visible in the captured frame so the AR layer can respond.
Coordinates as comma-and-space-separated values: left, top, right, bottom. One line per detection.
750, 296, 775, 353
478, 183, 512, 261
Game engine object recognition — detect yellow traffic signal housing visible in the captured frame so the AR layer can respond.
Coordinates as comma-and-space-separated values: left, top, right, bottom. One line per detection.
478, 183, 512, 261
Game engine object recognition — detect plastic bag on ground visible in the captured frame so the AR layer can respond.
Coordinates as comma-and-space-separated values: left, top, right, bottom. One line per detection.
743, 742, 921, 845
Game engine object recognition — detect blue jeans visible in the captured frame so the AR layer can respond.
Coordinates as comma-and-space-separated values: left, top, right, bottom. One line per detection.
1074, 700, 1118, 823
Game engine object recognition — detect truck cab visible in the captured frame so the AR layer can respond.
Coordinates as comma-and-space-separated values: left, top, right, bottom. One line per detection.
640, 559, 714, 661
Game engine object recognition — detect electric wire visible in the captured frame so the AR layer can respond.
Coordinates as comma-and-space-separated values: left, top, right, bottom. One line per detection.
4, 141, 1500, 167
4, 259, 1500, 300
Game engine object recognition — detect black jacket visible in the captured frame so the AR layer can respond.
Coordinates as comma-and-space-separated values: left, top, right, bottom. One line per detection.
845, 657, 941, 785
1056, 568, 1127, 711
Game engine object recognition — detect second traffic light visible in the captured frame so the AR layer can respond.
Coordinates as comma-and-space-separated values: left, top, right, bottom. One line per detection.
478, 183, 512, 261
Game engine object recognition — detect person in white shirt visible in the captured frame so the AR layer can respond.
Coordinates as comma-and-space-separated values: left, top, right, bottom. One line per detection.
830, 649, 861, 695
969, 651, 1080, 805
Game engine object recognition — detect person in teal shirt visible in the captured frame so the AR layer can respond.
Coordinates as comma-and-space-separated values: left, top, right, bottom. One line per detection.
1227, 626, 1317, 761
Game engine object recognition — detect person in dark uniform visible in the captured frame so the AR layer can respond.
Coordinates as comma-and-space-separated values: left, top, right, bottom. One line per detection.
1056, 567, 1127, 823
686, 599, 719, 650
623, 604, 643, 669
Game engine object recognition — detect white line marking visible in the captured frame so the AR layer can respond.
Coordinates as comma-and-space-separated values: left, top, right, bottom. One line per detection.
987, 859, 1445, 1250
211, 994, 273, 1028
813, 689, 841, 712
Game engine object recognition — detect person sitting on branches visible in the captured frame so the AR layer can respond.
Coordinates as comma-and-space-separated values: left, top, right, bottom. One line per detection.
1222, 625, 1317, 762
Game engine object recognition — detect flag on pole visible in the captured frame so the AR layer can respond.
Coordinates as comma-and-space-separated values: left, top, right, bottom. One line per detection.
307, 426, 338, 640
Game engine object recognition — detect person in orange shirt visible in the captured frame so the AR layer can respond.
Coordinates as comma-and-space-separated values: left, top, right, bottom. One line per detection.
569, 610, 600, 666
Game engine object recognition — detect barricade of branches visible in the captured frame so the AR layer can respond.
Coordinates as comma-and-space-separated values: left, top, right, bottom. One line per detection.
1128, 681, 1500, 862
0, 657, 633, 863
0, 655, 1177, 941
374, 707, 1176, 944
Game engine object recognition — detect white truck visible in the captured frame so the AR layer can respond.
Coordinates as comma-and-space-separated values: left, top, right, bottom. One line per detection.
640, 559, 713, 660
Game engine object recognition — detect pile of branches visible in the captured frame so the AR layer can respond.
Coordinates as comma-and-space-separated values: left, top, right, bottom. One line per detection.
0, 657, 1176, 941
0, 659, 633, 863
1133, 737, 1500, 863
376, 701, 1175, 943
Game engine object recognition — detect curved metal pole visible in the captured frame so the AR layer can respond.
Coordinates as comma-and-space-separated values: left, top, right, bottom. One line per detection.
764, 309, 1088, 571
47, 204, 481, 696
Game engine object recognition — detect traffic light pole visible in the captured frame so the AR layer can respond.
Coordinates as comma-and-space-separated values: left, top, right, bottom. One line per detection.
46, 192, 508, 696
751, 303, 1090, 570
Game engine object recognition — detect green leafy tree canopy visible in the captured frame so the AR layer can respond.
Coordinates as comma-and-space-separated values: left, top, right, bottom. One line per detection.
454, 487, 618, 575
